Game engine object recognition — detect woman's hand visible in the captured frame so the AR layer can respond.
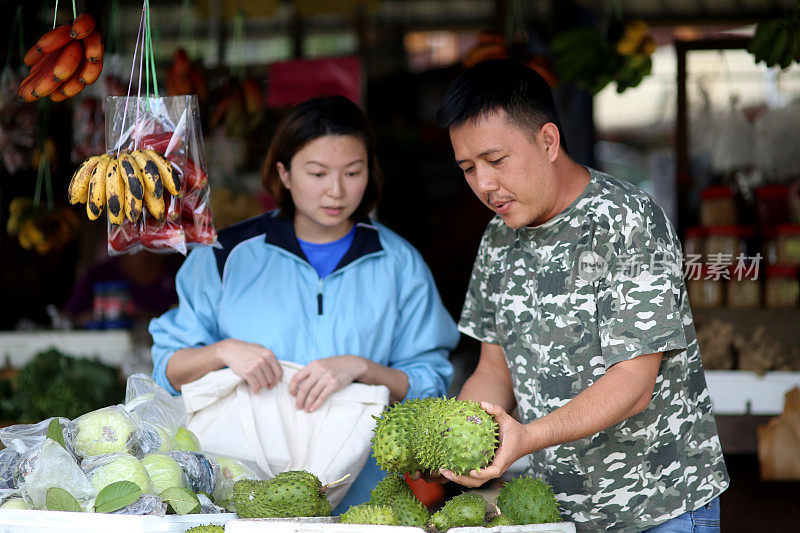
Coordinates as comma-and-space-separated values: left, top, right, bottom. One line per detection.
439, 402, 535, 488
215, 339, 283, 393
289, 355, 367, 412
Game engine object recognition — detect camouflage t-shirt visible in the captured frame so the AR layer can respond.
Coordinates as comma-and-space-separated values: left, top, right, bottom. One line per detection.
459, 168, 729, 532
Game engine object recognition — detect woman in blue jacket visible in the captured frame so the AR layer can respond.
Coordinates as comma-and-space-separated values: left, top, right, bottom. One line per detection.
149, 96, 460, 511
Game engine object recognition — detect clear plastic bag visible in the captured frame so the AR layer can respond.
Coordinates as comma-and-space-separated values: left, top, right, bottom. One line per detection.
105, 95, 219, 255
167, 451, 218, 495
755, 101, 800, 180
124, 373, 186, 444
0, 489, 28, 509
0, 417, 68, 453
65, 406, 143, 461
81, 452, 152, 494
197, 492, 226, 514
140, 452, 185, 494
0, 448, 20, 489
206, 453, 262, 511
109, 493, 168, 516
17, 439, 94, 510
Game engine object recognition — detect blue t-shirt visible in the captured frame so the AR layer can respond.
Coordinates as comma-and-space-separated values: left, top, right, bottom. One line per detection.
298, 225, 356, 278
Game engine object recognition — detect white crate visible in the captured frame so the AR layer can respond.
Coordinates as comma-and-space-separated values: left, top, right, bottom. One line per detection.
452, 523, 576, 533
0, 509, 236, 533
225, 519, 423, 532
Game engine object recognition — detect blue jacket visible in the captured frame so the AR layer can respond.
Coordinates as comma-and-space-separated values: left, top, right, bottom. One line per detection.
149, 211, 459, 512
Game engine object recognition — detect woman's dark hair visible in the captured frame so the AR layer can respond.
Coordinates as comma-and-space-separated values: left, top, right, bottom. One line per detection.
262, 95, 383, 219
436, 59, 567, 149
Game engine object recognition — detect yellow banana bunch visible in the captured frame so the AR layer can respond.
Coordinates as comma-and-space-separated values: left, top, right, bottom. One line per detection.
616, 20, 655, 57
67, 149, 181, 224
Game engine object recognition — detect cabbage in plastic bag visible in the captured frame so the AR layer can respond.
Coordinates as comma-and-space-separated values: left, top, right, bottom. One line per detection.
17, 439, 94, 509
167, 451, 218, 495
0, 489, 29, 509
81, 452, 152, 494
140, 453, 185, 494
66, 406, 142, 460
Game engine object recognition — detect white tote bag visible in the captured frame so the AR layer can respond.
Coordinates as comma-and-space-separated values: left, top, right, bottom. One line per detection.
181, 361, 389, 506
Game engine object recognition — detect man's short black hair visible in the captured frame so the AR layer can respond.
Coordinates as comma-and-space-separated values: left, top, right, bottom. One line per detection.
436, 59, 566, 146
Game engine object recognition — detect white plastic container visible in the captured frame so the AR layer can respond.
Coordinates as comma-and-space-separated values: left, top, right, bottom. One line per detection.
225, 520, 422, 532
452, 523, 576, 533
0, 509, 236, 533
225, 519, 576, 533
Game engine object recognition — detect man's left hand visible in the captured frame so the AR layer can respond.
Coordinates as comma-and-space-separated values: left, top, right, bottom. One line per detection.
440, 401, 535, 487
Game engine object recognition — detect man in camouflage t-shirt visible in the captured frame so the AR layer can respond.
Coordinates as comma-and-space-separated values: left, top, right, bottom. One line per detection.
434, 60, 728, 532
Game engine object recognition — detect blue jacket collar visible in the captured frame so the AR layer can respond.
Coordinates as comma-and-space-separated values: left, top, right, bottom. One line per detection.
264, 211, 383, 271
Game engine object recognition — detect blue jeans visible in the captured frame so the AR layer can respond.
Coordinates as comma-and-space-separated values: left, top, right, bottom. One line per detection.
643, 497, 720, 532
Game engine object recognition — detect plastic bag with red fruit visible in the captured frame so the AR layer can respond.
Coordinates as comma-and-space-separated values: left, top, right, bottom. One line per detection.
105, 95, 218, 255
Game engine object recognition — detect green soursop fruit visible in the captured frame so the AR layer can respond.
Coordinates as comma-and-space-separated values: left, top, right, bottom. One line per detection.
368, 474, 428, 527
185, 526, 224, 533
419, 398, 498, 475
232, 471, 331, 519
370, 403, 418, 473
496, 476, 561, 524
390, 490, 430, 527
430, 491, 487, 532
487, 514, 515, 527
368, 474, 409, 505
339, 504, 400, 525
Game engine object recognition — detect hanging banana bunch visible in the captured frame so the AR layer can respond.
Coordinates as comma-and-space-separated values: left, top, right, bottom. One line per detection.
550, 19, 655, 94
748, 12, 800, 70
17, 13, 104, 103
68, 150, 181, 224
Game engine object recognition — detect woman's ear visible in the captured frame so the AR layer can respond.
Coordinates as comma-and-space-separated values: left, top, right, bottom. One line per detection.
540, 123, 561, 162
277, 162, 291, 189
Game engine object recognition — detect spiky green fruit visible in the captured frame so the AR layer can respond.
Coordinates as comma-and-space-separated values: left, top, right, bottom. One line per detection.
487, 514, 515, 527
185, 526, 223, 533
231, 471, 331, 519
340, 504, 400, 525
368, 474, 409, 505
496, 476, 561, 524
417, 398, 499, 475
430, 491, 487, 532
371, 403, 418, 473
391, 489, 430, 527
368, 474, 429, 527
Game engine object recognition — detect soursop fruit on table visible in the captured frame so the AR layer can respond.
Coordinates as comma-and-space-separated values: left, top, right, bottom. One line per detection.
371, 397, 499, 475
232, 470, 332, 519
430, 491, 487, 532
339, 503, 400, 525
367, 474, 429, 527
495, 476, 562, 524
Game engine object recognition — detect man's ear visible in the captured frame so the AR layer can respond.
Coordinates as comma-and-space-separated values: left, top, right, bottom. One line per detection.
539, 123, 561, 162
277, 162, 291, 189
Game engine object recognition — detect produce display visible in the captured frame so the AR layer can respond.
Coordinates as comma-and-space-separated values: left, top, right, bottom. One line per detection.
370, 397, 499, 475
231, 471, 333, 519
0, 374, 259, 517
17, 13, 104, 103
430, 491, 488, 532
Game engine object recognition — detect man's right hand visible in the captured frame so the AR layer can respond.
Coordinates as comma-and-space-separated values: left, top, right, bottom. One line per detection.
215, 339, 283, 393
408, 469, 448, 484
